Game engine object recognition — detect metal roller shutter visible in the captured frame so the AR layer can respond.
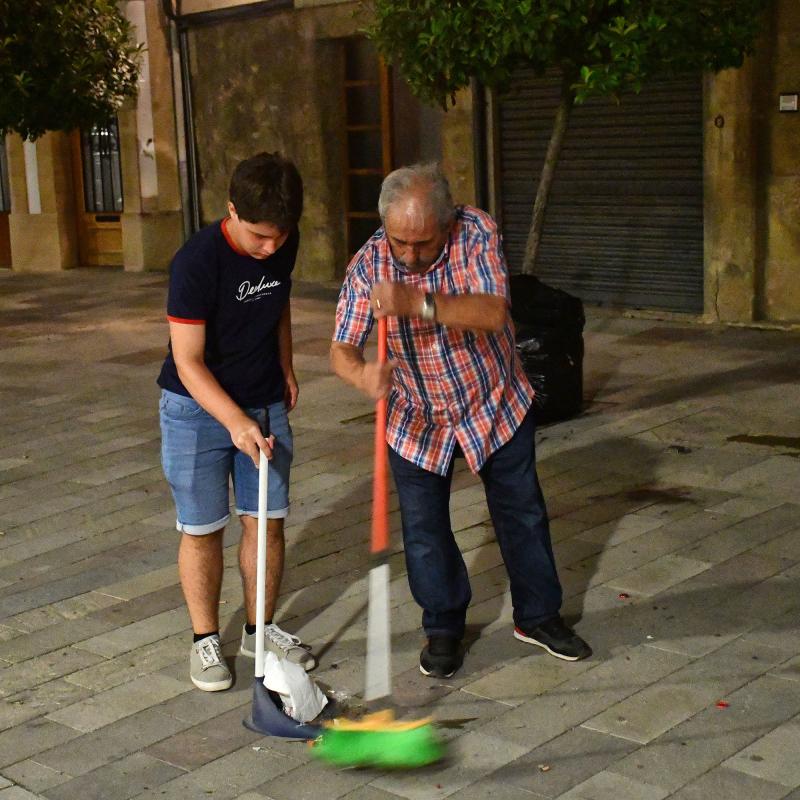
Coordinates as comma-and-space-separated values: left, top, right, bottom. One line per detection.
497, 70, 704, 313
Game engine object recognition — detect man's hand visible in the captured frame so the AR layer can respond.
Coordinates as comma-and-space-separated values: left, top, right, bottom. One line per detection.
330, 341, 394, 401
229, 414, 274, 467
371, 282, 422, 319
284, 370, 299, 412
360, 359, 395, 401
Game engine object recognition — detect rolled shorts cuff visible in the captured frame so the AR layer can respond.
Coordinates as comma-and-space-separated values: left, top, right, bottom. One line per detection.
236, 506, 289, 520
176, 513, 230, 536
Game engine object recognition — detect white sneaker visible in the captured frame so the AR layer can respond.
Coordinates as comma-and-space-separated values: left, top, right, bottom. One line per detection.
239, 623, 317, 671
190, 635, 232, 691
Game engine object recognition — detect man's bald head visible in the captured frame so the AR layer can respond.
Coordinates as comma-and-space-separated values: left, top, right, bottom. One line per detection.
378, 164, 456, 273
378, 163, 455, 231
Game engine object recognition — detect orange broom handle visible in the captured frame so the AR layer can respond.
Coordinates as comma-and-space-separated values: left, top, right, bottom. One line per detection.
371, 316, 389, 554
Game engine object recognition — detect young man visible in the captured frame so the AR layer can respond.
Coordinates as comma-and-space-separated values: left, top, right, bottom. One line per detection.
158, 152, 315, 692
331, 163, 591, 679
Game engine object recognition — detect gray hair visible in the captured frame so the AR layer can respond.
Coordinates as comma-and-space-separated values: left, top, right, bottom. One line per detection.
378, 162, 455, 230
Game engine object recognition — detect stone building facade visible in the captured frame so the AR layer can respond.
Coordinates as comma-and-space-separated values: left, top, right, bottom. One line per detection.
0, 0, 797, 324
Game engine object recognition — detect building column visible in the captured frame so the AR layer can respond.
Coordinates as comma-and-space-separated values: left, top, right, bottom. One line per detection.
6, 133, 79, 271
119, 0, 184, 271
761, 0, 800, 323
704, 62, 759, 323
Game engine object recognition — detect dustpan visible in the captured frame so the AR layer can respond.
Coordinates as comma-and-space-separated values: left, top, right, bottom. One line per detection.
243, 446, 321, 740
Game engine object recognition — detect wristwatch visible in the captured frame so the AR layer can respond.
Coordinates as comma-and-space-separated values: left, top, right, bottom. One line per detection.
420, 292, 436, 322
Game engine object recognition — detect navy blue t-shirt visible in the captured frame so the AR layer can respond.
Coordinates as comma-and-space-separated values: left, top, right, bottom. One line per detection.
157, 219, 297, 408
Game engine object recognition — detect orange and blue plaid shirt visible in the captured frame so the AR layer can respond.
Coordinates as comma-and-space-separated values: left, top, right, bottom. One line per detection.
333, 206, 534, 476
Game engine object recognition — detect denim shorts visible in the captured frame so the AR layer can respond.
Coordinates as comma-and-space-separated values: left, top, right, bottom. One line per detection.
159, 389, 292, 535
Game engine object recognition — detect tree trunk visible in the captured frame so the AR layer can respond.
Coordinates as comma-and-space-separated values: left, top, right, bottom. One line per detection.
520, 70, 576, 275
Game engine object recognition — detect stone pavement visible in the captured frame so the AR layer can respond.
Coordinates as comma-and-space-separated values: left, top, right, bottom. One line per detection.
1, 268, 800, 800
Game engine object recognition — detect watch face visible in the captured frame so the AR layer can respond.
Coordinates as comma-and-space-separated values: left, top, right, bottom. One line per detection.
421, 293, 435, 320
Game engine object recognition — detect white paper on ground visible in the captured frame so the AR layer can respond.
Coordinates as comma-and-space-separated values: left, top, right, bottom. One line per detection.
262, 651, 328, 723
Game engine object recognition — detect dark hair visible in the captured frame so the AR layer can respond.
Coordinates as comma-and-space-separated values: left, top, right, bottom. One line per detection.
228, 152, 303, 229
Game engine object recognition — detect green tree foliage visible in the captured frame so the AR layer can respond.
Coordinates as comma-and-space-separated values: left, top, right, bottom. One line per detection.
0, 1, 141, 141
368, 0, 769, 272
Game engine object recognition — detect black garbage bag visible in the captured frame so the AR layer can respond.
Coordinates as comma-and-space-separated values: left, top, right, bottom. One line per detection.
509, 274, 585, 424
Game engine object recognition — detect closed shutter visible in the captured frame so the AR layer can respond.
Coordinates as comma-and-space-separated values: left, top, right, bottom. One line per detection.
497, 70, 704, 313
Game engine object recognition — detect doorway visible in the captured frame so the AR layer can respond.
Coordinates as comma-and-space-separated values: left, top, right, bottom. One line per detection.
71, 121, 124, 266
341, 37, 444, 259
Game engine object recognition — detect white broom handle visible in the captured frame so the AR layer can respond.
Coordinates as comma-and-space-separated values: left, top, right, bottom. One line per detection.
255, 448, 268, 679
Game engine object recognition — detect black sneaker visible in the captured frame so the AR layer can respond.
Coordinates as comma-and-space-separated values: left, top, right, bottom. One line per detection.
514, 616, 592, 661
419, 636, 463, 678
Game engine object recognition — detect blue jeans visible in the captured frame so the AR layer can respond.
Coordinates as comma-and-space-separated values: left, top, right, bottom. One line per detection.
159, 390, 292, 535
388, 409, 562, 639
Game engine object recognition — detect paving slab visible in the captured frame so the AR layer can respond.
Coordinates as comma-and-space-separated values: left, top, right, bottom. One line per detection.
556, 770, 669, 800
250, 759, 375, 800
607, 674, 800, 794
372, 730, 530, 799
501, 726, 638, 797
582, 638, 791, 744
41, 753, 184, 800
0, 648, 106, 698
478, 645, 691, 751
606, 553, 712, 597
0, 719, 83, 770
666, 767, 789, 800
142, 705, 259, 771
0, 787, 48, 800
0, 761, 71, 795
722, 717, 800, 788
129, 744, 302, 800
32, 705, 188, 777
44, 674, 189, 733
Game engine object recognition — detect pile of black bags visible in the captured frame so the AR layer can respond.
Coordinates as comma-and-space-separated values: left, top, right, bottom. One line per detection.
509, 274, 585, 424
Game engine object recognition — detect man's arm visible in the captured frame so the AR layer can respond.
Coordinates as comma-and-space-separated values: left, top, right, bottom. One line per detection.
277, 301, 299, 411
371, 282, 506, 333
330, 341, 394, 401
169, 321, 272, 465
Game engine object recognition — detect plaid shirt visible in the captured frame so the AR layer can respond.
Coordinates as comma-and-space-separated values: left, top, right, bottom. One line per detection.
333, 206, 533, 476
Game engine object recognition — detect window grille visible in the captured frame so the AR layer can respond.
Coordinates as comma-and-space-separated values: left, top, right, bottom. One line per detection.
81, 120, 123, 214
0, 139, 10, 213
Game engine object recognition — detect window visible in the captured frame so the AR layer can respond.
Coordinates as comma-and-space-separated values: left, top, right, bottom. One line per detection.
80, 120, 123, 214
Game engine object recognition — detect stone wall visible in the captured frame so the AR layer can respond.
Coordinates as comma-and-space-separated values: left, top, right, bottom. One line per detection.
185, 1, 474, 282
705, 0, 800, 323
187, 4, 360, 281
761, 0, 800, 322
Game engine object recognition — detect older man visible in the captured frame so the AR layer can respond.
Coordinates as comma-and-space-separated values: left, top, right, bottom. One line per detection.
330, 162, 591, 678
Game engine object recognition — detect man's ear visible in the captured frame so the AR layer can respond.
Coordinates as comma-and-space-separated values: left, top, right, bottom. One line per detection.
227, 201, 237, 219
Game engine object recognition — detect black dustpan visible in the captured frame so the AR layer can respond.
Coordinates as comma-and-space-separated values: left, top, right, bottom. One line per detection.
242, 449, 320, 740
244, 678, 321, 739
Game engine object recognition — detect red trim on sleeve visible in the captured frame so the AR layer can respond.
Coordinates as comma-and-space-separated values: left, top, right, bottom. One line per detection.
221, 217, 248, 255
167, 315, 206, 325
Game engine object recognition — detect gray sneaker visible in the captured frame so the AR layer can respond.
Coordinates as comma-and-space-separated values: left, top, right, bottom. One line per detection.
239, 623, 317, 671
190, 635, 233, 691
